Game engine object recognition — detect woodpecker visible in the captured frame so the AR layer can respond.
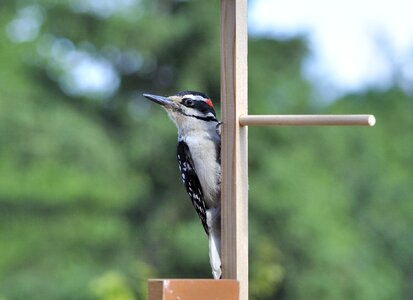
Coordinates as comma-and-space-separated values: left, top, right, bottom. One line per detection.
143, 91, 222, 279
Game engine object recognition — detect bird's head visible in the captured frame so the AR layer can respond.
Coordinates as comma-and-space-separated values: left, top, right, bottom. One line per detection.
143, 91, 218, 130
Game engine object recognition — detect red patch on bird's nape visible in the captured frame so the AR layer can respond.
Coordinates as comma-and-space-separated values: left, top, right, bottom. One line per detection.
205, 99, 214, 108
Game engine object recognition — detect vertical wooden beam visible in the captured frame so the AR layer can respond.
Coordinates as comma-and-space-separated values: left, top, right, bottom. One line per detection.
220, 0, 248, 299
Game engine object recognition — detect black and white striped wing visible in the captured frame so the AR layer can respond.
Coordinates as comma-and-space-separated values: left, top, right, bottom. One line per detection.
177, 141, 208, 234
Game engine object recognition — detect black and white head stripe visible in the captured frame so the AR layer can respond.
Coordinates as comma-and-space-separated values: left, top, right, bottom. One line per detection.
175, 91, 218, 122
176, 90, 209, 99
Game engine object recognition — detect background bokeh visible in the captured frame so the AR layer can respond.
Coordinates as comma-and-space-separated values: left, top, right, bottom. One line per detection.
1, 1, 412, 299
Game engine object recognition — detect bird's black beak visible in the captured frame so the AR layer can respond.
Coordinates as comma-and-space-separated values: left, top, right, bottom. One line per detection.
143, 93, 173, 107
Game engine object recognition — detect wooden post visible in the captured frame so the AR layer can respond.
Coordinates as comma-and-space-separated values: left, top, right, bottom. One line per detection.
220, 0, 248, 300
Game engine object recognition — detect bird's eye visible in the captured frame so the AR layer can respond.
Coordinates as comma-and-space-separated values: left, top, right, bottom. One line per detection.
184, 98, 194, 106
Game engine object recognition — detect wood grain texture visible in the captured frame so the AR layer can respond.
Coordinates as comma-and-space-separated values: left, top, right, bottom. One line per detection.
148, 279, 239, 300
239, 114, 376, 126
220, 0, 248, 300
148, 280, 163, 300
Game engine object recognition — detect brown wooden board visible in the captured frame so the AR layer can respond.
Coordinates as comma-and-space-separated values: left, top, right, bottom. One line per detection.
148, 279, 239, 300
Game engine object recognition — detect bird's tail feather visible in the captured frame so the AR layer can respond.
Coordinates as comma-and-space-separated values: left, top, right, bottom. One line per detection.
209, 230, 221, 279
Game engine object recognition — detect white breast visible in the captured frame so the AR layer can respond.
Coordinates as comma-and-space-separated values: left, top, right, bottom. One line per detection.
184, 132, 221, 208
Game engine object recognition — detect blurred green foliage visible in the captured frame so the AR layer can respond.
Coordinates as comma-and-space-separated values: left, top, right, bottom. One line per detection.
0, 1, 412, 299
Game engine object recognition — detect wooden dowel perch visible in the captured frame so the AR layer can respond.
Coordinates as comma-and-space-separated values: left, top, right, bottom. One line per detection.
239, 114, 376, 127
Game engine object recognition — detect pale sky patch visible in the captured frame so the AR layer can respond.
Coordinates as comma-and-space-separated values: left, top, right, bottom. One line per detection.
249, 0, 413, 97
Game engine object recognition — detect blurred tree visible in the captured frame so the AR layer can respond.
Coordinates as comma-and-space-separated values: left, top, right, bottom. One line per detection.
0, 0, 412, 300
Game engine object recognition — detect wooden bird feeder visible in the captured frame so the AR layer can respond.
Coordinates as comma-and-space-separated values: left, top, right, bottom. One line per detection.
148, 1, 375, 299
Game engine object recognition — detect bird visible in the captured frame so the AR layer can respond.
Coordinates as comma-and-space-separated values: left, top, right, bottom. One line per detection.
143, 91, 222, 279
